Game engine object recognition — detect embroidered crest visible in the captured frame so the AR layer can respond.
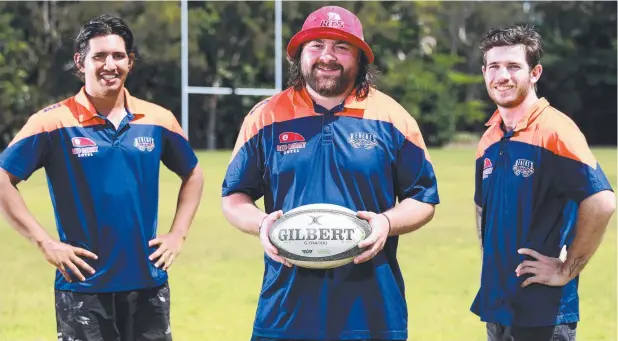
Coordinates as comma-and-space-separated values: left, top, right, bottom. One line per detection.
347, 132, 378, 150
134, 137, 155, 152
513, 159, 534, 177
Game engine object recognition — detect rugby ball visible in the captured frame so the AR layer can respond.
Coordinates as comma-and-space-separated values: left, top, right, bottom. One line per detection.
268, 203, 372, 269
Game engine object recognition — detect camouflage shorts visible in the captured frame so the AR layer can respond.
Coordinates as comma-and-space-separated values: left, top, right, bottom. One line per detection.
55, 282, 172, 341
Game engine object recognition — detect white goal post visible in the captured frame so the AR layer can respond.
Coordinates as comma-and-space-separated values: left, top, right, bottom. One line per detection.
180, 0, 284, 138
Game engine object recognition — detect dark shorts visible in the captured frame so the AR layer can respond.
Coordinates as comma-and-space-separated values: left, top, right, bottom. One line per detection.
487, 322, 577, 341
55, 282, 172, 341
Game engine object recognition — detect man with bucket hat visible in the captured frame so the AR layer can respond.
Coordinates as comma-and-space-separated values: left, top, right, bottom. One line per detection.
222, 6, 439, 340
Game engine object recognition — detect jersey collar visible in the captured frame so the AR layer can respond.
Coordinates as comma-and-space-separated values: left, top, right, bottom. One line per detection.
292, 87, 371, 112
485, 97, 550, 132
74, 87, 144, 123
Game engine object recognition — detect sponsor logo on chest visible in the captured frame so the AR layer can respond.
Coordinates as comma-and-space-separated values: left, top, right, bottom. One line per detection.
134, 137, 155, 152
277, 132, 306, 154
347, 132, 378, 150
71, 137, 98, 158
482, 158, 493, 179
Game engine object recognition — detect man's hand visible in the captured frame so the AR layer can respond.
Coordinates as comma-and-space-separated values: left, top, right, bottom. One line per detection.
353, 211, 390, 264
259, 210, 292, 267
149, 232, 185, 271
39, 240, 97, 282
515, 248, 572, 287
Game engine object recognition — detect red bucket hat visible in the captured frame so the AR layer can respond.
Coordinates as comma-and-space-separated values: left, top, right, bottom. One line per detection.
286, 6, 374, 63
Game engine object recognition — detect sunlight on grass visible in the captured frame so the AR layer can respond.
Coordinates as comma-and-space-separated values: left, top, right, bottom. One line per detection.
0, 148, 615, 341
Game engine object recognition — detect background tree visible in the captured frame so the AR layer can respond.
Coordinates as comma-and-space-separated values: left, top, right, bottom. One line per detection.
0, 1, 614, 149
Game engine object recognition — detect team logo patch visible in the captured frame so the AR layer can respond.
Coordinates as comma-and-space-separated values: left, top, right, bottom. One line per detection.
71, 137, 98, 158
134, 137, 155, 152
277, 132, 306, 154
482, 158, 493, 179
347, 132, 378, 150
513, 159, 534, 177
320, 12, 344, 28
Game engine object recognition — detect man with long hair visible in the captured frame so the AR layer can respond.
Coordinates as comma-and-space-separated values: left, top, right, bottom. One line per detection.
222, 6, 439, 341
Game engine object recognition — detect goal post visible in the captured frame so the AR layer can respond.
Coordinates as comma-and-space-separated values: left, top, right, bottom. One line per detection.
180, 0, 284, 139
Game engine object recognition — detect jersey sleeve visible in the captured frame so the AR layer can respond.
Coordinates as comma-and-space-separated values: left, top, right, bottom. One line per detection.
222, 114, 265, 200
550, 125, 613, 203
0, 113, 51, 180
474, 147, 484, 207
394, 118, 440, 204
161, 112, 198, 177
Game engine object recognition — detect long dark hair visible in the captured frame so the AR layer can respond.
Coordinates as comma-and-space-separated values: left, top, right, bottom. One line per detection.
286, 52, 379, 100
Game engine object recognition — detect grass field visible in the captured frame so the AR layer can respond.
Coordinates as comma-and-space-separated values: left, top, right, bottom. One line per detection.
0, 148, 615, 341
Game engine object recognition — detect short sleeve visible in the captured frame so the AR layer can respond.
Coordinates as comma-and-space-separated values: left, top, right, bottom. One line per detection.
551, 127, 613, 203
221, 116, 265, 200
394, 125, 439, 204
0, 113, 51, 180
161, 113, 198, 177
474, 150, 484, 207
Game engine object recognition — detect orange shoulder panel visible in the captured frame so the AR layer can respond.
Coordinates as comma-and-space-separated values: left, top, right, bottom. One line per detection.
476, 126, 502, 158
8, 98, 87, 147
362, 90, 432, 162
510, 106, 597, 168
512, 107, 597, 168
229, 89, 316, 162
129, 98, 187, 139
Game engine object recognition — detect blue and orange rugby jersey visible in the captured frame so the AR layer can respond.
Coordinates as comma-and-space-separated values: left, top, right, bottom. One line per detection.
0, 87, 198, 293
471, 97, 613, 327
222, 87, 439, 340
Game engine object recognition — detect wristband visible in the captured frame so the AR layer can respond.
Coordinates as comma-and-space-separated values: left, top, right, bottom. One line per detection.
381, 213, 392, 233
258, 215, 268, 234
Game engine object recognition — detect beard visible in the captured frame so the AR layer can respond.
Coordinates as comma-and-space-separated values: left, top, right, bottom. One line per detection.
487, 79, 530, 108
302, 61, 357, 97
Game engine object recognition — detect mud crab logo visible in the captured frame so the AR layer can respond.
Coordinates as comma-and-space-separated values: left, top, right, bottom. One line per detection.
482, 158, 493, 179
276, 132, 306, 154
320, 12, 344, 28
513, 159, 534, 177
71, 137, 98, 158
134, 137, 155, 152
347, 132, 378, 150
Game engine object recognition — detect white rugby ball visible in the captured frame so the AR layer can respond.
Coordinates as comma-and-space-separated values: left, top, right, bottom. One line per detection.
268, 203, 372, 269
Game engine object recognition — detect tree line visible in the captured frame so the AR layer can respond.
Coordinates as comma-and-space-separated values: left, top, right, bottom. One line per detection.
0, 1, 615, 149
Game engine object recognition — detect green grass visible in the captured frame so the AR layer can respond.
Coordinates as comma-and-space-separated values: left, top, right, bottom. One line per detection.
0, 148, 615, 341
